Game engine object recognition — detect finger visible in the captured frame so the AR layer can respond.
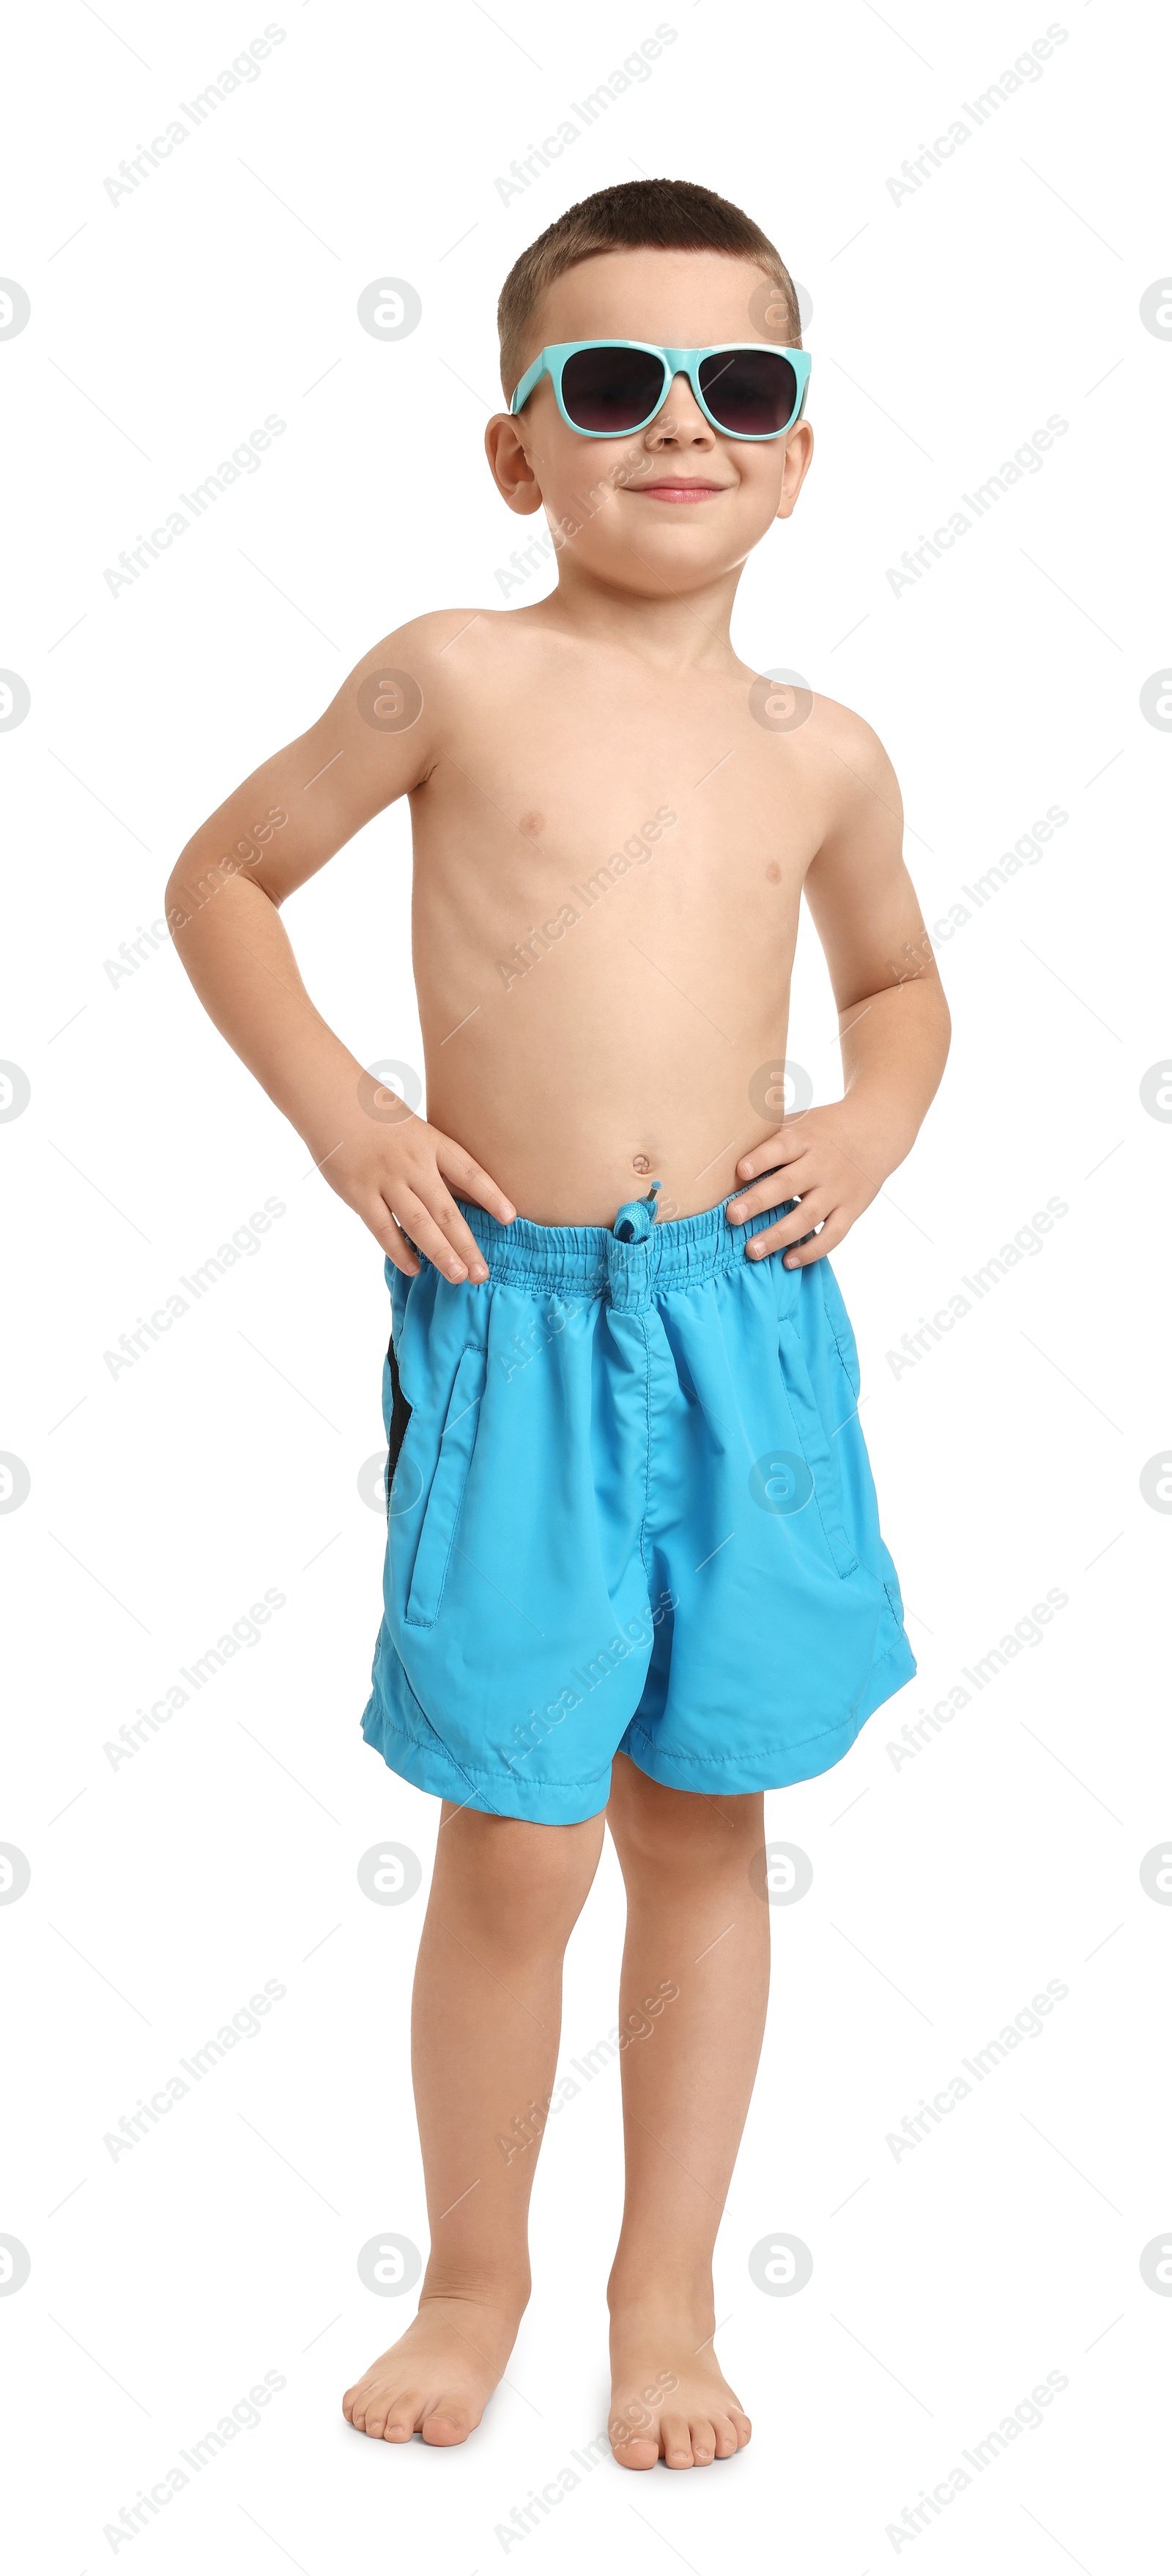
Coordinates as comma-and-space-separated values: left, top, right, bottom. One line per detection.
438, 1142, 517, 1227
388, 1187, 475, 1285
782, 1211, 849, 1267
407, 1174, 492, 1283
735, 1118, 811, 1181
361, 1197, 420, 1277
745, 1192, 833, 1257
726, 1164, 812, 1224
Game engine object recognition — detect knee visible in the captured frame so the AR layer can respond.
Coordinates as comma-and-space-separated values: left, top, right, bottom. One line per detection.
608, 1763, 763, 1875
440, 1811, 601, 1941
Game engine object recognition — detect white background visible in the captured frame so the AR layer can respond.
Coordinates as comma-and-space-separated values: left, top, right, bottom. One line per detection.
2, 1, 1170, 2567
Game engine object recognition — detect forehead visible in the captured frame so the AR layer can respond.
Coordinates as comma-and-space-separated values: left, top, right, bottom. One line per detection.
531, 246, 776, 353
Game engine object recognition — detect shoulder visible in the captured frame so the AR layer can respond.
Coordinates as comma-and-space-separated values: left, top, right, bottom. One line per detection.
329, 609, 513, 752
352, 608, 492, 682
807, 693, 900, 799
349, 606, 533, 710
358, 606, 532, 666
791, 694, 904, 848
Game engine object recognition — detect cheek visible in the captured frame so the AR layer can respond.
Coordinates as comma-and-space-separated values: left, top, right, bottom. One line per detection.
548, 464, 645, 552
730, 451, 788, 516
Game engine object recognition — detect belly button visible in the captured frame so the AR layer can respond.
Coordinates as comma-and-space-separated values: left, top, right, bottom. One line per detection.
632, 1154, 651, 1174
520, 809, 545, 836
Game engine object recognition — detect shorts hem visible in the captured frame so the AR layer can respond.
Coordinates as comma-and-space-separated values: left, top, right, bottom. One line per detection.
621, 1633, 918, 1796
360, 1673, 615, 1825
361, 1629, 917, 1817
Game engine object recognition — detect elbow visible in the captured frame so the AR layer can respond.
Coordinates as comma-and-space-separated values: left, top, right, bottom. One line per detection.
163, 863, 202, 945
163, 847, 244, 940
165, 839, 279, 937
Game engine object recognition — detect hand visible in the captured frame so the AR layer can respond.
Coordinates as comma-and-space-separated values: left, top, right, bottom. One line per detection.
725, 1105, 885, 1268
314, 1106, 515, 1284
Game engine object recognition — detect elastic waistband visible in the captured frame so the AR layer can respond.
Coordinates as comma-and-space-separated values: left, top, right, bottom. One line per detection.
448, 1191, 796, 1307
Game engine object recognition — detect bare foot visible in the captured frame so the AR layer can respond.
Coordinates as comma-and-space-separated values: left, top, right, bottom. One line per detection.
608, 2307, 752, 2470
342, 2290, 526, 2446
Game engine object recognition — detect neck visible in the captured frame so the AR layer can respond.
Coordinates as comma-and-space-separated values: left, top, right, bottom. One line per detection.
534, 550, 745, 669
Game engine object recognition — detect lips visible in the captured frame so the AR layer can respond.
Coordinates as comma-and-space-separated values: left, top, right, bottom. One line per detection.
629, 480, 727, 502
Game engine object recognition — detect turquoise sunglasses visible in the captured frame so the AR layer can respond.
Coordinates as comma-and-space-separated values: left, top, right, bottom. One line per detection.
510, 338, 812, 440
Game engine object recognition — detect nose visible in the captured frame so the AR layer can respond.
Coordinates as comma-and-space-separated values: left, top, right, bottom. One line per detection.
645, 373, 714, 446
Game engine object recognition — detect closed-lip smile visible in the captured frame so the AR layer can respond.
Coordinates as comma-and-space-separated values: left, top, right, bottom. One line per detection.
629, 478, 728, 502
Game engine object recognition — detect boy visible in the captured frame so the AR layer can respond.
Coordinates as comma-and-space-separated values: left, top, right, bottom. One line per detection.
168, 178, 949, 2471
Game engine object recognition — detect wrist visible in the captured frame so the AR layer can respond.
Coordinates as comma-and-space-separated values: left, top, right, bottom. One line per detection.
832, 1088, 919, 1184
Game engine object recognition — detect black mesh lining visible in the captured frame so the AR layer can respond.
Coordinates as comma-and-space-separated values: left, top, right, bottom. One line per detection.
385, 1336, 412, 1514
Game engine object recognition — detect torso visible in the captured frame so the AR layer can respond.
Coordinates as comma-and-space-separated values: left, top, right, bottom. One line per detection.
407, 609, 838, 1225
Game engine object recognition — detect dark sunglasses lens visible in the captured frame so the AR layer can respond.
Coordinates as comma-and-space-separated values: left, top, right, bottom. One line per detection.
697, 348, 797, 435
560, 345, 666, 431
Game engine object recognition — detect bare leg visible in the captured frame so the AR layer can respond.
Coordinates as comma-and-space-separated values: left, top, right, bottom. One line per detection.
604, 1755, 769, 2469
343, 1801, 604, 2443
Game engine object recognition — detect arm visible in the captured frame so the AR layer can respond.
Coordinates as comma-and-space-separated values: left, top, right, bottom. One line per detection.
726, 710, 949, 1266
164, 620, 514, 1284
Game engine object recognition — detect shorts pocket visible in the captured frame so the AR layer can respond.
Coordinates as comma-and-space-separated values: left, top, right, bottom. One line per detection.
776, 1314, 860, 1578
817, 1261, 861, 1402
404, 1345, 487, 1627
385, 1336, 413, 1516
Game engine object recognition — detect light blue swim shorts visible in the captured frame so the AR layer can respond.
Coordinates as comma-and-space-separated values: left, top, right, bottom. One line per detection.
360, 1185, 916, 1823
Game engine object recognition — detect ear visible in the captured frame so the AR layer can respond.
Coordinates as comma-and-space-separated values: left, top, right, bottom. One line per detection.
775, 420, 814, 521
484, 414, 546, 516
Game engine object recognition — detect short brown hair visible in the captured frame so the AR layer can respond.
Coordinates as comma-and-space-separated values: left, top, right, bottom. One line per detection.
497, 177, 800, 400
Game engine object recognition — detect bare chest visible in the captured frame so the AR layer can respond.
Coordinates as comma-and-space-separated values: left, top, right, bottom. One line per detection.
410, 671, 825, 968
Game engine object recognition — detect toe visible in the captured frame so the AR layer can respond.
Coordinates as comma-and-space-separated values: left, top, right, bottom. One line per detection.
730, 2408, 752, 2447
689, 2415, 716, 2465
358, 2388, 398, 2438
611, 2433, 659, 2471
420, 2402, 471, 2447
661, 2410, 694, 2468
382, 2395, 422, 2443
711, 2412, 739, 2458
